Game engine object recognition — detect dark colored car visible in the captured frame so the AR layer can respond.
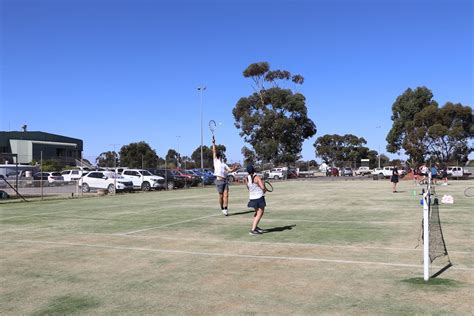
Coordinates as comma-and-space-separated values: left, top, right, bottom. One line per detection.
148, 169, 186, 190
342, 167, 353, 176
173, 169, 201, 187
287, 168, 299, 179
189, 169, 216, 185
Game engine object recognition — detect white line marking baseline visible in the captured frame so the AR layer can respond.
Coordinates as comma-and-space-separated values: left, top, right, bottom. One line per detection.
2, 239, 472, 271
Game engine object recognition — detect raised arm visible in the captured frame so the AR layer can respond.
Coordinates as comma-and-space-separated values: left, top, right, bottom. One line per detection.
212, 137, 217, 160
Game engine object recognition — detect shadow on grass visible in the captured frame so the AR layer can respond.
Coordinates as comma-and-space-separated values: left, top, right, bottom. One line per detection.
263, 224, 296, 233
401, 277, 462, 289
33, 295, 101, 316
228, 210, 254, 216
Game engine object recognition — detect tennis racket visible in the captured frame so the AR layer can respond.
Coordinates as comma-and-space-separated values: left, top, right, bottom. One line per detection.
464, 187, 474, 197
264, 180, 273, 192
209, 120, 217, 141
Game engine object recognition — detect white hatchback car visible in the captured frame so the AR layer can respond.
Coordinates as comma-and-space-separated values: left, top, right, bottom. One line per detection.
61, 169, 86, 182
79, 171, 133, 194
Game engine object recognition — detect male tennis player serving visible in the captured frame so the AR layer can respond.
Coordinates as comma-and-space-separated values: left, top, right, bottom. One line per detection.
212, 137, 238, 216
244, 165, 267, 235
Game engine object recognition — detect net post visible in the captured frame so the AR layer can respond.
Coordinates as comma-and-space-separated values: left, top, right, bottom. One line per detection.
423, 172, 432, 281
423, 190, 430, 281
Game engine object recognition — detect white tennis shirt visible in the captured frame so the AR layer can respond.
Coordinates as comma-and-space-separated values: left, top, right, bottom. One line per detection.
213, 158, 230, 178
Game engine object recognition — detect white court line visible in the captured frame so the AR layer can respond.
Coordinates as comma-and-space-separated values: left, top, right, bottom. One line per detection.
0, 204, 126, 221
1, 211, 68, 221
120, 213, 223, 235
1, 228, 471, 255
244, 218, 419, 225
116, 234, 474, 255
0, 204, 181, 221
2, 239, 473, 271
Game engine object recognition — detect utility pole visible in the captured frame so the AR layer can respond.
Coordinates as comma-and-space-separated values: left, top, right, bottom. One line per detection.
376, 126, 382, 169
198, 85, 206, 174
110, 143, 120, 195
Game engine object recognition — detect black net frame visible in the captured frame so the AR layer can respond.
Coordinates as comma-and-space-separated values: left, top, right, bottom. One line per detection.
428, 197, 450, 263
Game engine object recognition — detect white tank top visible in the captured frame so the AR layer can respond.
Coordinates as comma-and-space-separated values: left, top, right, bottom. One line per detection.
247, 175, 264, 200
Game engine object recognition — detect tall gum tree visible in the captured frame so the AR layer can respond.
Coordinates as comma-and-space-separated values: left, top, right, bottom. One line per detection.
386, 87, 472, 164
233, 62, 317, 165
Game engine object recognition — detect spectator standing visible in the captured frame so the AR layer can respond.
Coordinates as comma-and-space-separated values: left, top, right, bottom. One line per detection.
391, 166, 399, 193
431, 165, 438, 184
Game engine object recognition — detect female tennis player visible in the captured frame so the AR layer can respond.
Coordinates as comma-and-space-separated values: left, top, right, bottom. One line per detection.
244, 165, 267, 235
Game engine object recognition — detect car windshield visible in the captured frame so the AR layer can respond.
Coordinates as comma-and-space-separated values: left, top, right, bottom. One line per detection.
140, 170, 153, 176
51, 172, 62, 176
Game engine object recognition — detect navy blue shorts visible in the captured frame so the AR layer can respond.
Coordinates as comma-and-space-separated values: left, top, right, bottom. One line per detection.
248, 196, 266, 209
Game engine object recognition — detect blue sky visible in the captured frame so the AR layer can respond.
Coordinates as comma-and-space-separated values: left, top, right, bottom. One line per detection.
1, 0, 472, 164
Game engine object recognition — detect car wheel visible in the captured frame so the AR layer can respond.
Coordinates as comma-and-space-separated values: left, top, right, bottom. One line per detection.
82, 183, 90, 193
274, 175, 280, 180
142, 182, 151, 191
228, 176, 235, 182
167, 181, 174, 190
107, 184, 115, 194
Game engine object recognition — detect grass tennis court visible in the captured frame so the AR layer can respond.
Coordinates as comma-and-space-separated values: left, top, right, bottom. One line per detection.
1, 179, 473, 315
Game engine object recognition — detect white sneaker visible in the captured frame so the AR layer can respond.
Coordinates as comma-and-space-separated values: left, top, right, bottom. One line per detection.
222, 209, 228, 216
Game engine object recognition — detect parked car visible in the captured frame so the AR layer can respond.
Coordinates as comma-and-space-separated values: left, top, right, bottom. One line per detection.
189, 169, 216, 185
60, 169, 86, 182
121, 169, 166, 191
372, 166, 406, 178
446, 166, 471, 178
79, 171, 133, 194
287, 168, 299, 179
149, 169, 186, 190
355, 166, 372, 176
342, 167, 353, 176
268, 168, 285, 180
33, 172, 64, 185
326, 167, 340, 176
228, 168, 248, 182
173, 169, 201, 187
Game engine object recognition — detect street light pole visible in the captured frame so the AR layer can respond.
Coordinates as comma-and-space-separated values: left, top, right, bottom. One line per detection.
176, 135, 181, 168
198, 85, 206, 175
110, 143, 120, 195
376, 126, 381, 169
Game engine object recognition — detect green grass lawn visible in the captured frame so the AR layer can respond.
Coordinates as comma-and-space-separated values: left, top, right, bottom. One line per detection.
1, 179, 473, 315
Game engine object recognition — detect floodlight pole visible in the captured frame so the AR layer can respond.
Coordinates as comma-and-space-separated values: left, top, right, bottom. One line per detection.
176, 136, 181, 168
198, 85, 206, 185
110, 143, 120, 195
378, 145, 381, 169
